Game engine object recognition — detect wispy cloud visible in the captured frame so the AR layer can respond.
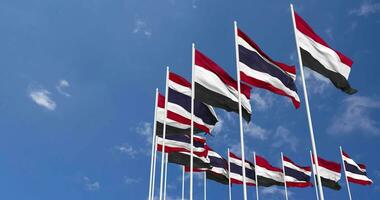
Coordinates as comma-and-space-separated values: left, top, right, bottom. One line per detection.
325, 27, 333, 40
136, 122, 153, 143
328, 96, 380, 135
251, 91, 274, 111
261, 187, 293, 197
114, 143, 138, 158
133, 19, 152, 37
56, 79, 71, 97
301, 67, 330, 94
83, 176, 100, 191
29, 88, 56, 111
349, 1, 380, 16
244, 122, 269, 140
124, 177, 141, 184
271, 126, 299, 152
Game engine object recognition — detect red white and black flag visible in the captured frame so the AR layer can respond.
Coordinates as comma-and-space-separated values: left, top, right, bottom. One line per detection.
282, 155, 312, 187
294, 11, 357, 94
342, 150, 373, 186
255, 154, 284, 187
194, 49, 252, 122
236, 27, 301, 109
312, 156, 342, 190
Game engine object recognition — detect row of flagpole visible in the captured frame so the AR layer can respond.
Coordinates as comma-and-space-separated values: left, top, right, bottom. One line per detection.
146, 4, 348, 200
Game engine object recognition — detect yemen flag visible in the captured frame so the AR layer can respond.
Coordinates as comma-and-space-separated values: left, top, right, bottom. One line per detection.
255, 154, 284, 187
168, 151, 211, 169
194, 49, 252, 122
294, 11, 357, 94
313, 156, 342, 190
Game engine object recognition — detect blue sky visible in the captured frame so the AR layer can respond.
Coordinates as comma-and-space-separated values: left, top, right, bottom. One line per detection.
0, 0, 379, 199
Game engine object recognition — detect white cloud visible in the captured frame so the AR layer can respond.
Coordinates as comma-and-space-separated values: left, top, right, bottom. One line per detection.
133, 19, 152, 37
29, 88, 56, 111
328, 96, 380, 135
212, 118, 224, 135
244, 122, 269, 140
301, 67, 330, 94
56, 79, 71, 97
124, 177, 141, 184
271, 126, 299, 152
115, 143, 138, 158
83, 176, 100, 191
325, 27, 333, 40
251, 92, 274, 111
261, 187, 293, 197
191, 0, 198, 9
350, 1, 380, 16
136, 122, 153, 143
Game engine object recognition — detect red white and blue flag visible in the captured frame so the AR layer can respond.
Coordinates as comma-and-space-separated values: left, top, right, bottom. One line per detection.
236, 27, 300, 109
228, 152, 256, 186
283, 155, 312, 187
312, 156, 342, 190
342, 150, 373, 186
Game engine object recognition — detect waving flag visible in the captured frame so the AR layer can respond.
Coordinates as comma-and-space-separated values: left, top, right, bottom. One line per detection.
186, 147, 229, 184
236, 27, 300, 108
194, 49, 252, 122
156, 93, 203, 136
283, 155, 312, 187
168, 72, 218, 134
342, 150, 373, 185
156, 135, 208, 157
229, 152, 256, 185
312, 156, 341, 190
294, 11, 357, 94
168, 151, 211, 169
255, 154, 284, 187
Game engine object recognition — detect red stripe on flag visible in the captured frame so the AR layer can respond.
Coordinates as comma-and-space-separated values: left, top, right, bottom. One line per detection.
347, 177, 372, 185
283, 155, 311, 171
286, 182, 313, 188
255, 155, 283, 172
294, 11, 353, 67
169, 72, 191, 88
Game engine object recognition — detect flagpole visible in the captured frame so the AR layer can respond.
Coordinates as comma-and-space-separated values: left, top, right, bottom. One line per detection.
290, 4, 325, 200
204, 172, 207, 200
234, 20, 248, 200
163, 153, 168, 200
253, 152, 259, 200
182, 166, 185, 200
228, 148, 232, 200
159, 67, 170, 200
310, 150, 320, 200
281, 152, 289, 200
149, 89, 159, 200
190, 43, 195, 200
340, 146, 353, 200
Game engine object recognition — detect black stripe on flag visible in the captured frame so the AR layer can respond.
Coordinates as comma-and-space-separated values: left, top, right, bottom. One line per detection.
345, 161, 367, 176
284, 167, 311, 182
300, 48, 357, 94
168, 152, 211, 169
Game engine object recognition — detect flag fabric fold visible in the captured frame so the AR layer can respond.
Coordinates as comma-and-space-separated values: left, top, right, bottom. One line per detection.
228, 152, 256, 186
186, 147, 230, 185
236, 28, 301, 108
194, 49, 252, 122
255, 154, 284, 187
283, 155, 312, 187
342, 151, 373, 185
156, 135, 208, 157
313, 156, 342, 190
294, 11, 357, 94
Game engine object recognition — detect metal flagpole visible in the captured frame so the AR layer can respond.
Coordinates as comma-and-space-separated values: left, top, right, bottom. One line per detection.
310, 151, 320, 200
149, 89, 159, 200
290, 4, 325, 200
253, 152, 259, 200
190, 43, 195, 200
228, 148, 232, 200
281, 152, 289, 200
233, 20, 248, 200
204, 172, 207, 200
164, 153, 168, 200
340, 146, 353, 200
182, 166, 185, 200
159, 67, 170, 200
152, 132, 159, 200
